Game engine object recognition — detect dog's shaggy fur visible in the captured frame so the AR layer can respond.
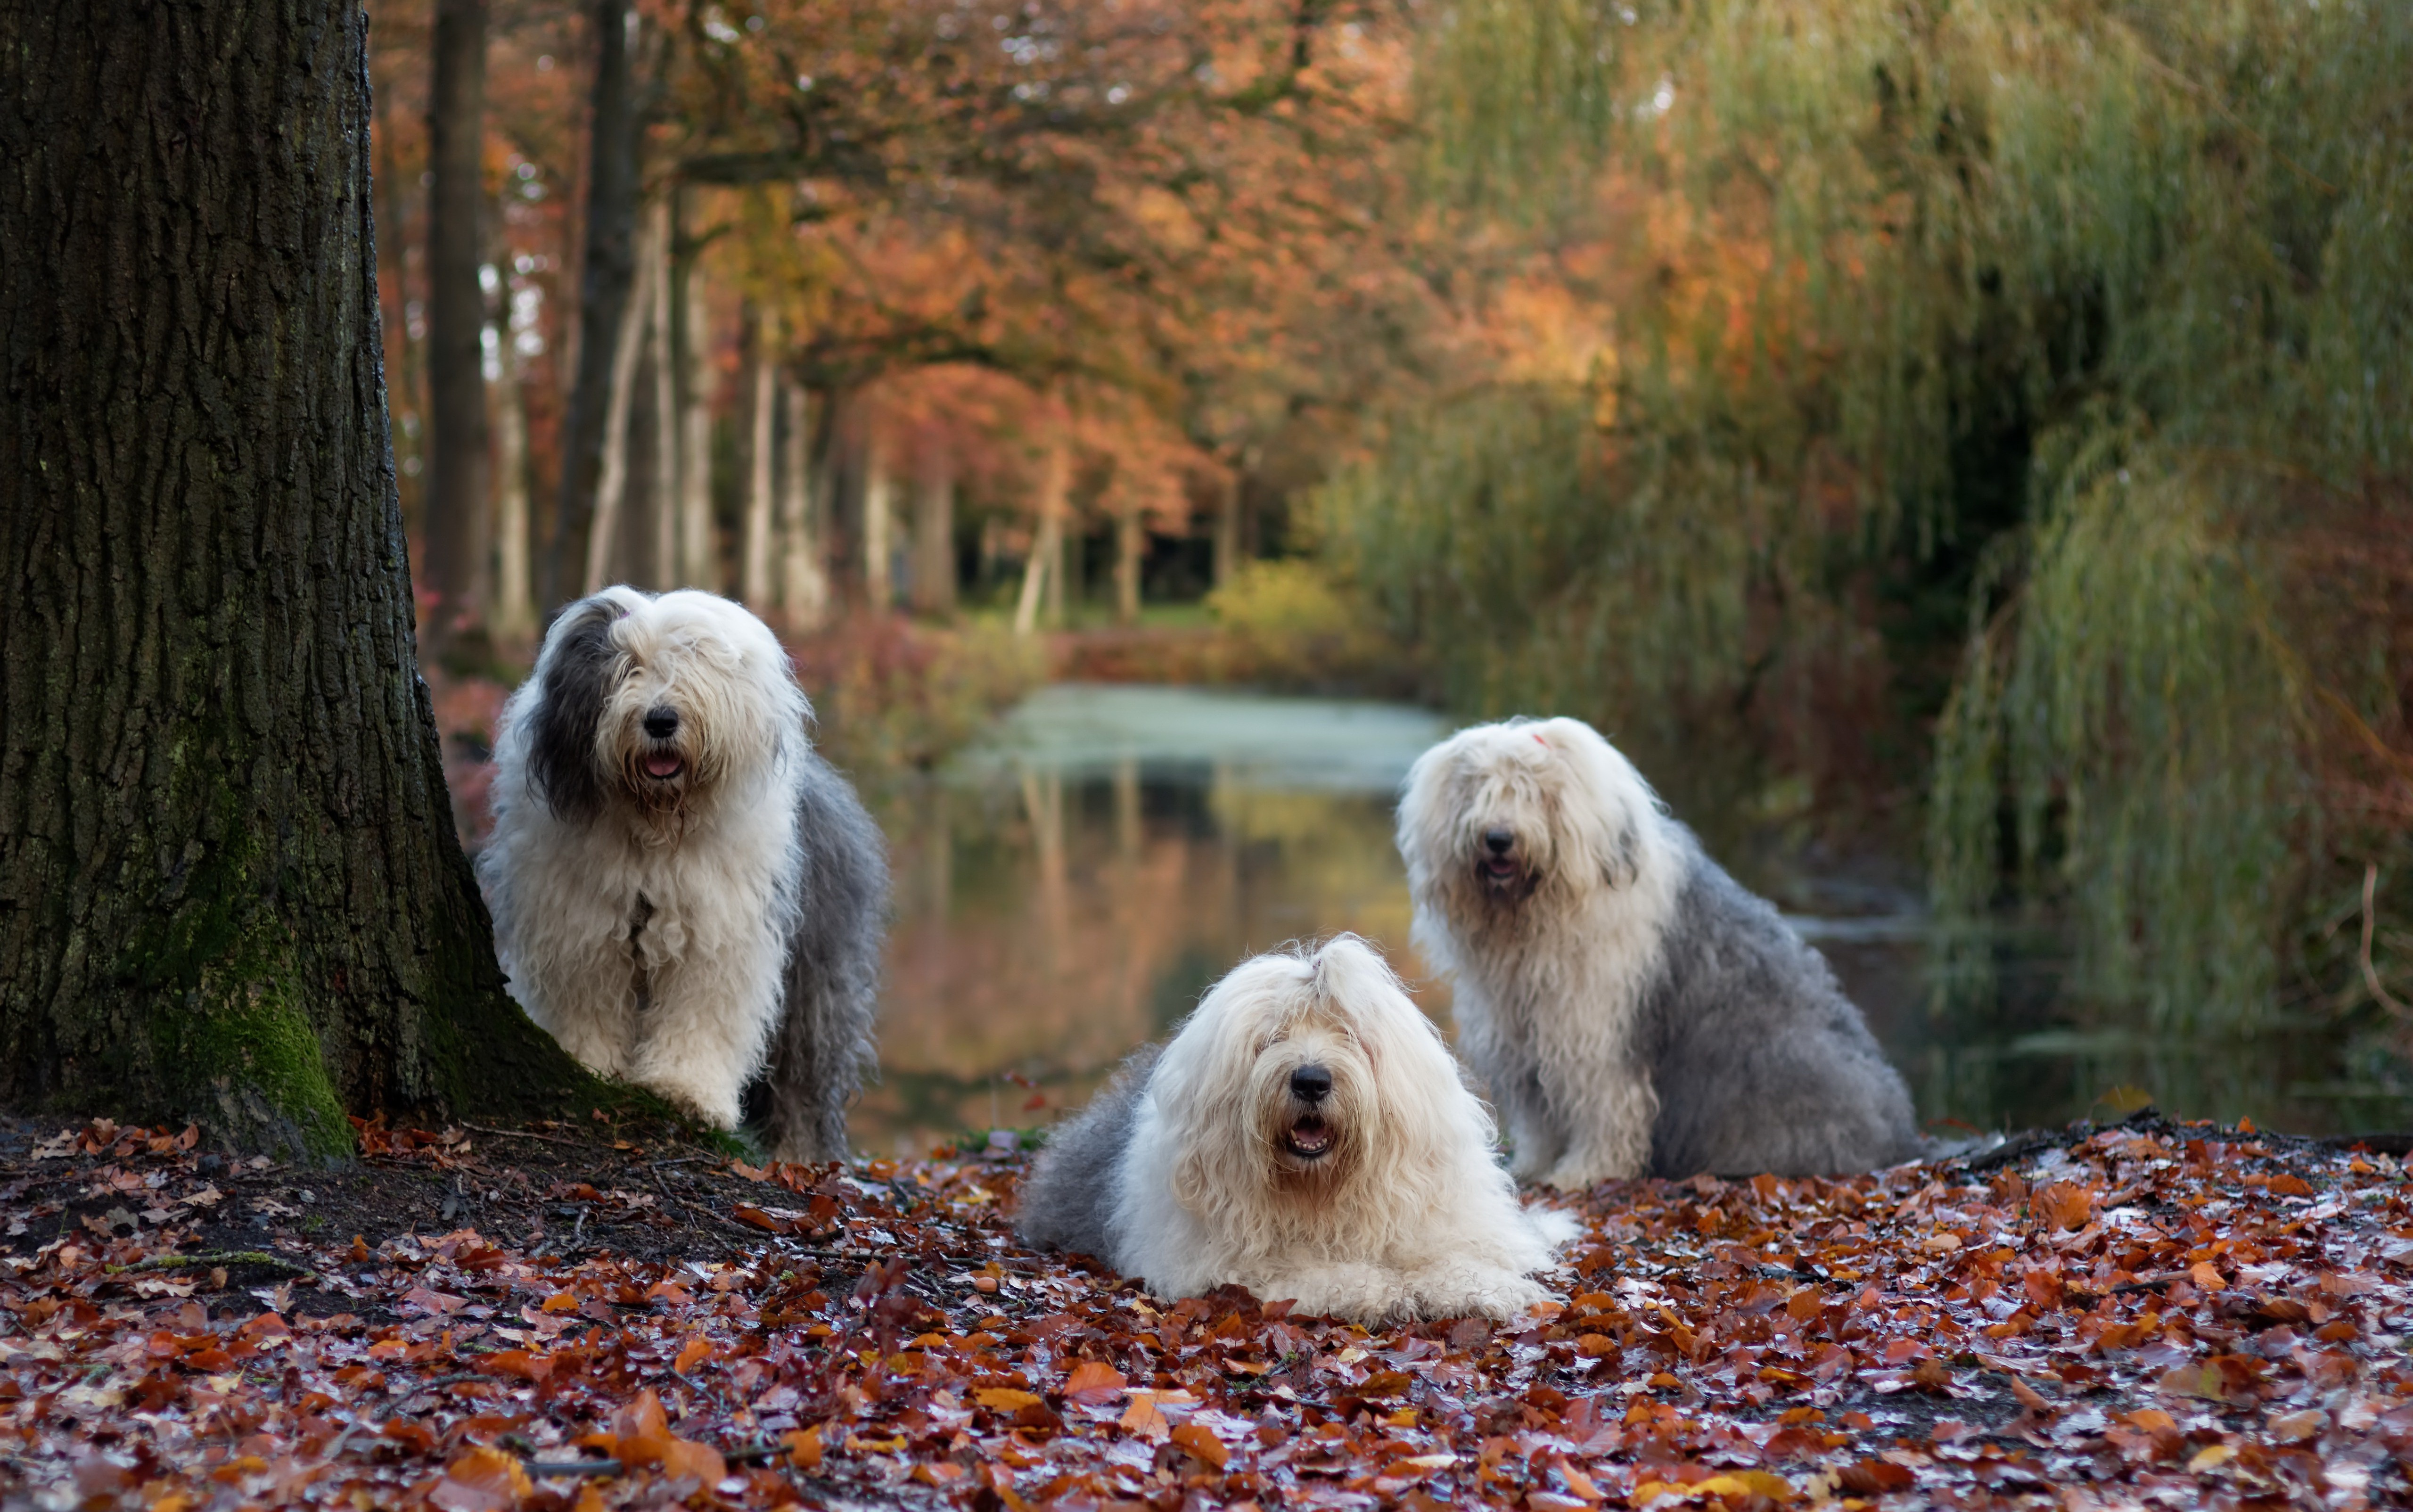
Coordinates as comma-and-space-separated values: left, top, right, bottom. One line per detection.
1398, 717, 1919, 1187
1017, 936, 1574, 1323
478, 587, 886, 1161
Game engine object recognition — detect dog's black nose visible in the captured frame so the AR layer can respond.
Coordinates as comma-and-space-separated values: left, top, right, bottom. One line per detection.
1289, 1065, 1331, 1103
1483, 828, 1515, 855
643, 706, 679, 740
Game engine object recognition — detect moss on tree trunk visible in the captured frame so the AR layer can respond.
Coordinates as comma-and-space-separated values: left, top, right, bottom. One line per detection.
0, 0, 605, 1158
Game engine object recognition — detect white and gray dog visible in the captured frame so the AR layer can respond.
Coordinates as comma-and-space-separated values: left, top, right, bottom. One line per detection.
1017, 935, 1574, 1323
1398, 717, 1918, 1187
477, 587, 886, 1162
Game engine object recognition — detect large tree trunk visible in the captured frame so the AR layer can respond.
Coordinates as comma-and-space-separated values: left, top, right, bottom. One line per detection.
548, 0, 641, 612
0, 0, 591, 1157
421, 0, 492, 648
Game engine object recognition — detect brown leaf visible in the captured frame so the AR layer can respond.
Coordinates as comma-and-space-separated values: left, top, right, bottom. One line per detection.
1838, 1458, 1915, 1494
1063, 1359, 1126, 1404
1169, 1421, 1228, 1469
430, 1446, 531, 1512
2035, 1182, 2095, 1232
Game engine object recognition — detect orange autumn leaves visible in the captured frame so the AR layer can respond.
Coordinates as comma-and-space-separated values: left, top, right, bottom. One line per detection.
10, 1112, 2413, 1509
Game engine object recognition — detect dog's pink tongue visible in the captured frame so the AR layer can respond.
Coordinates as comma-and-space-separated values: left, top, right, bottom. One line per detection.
644, 754, 683, 779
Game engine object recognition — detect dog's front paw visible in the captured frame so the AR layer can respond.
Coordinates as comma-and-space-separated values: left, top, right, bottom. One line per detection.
549, 1026, 629, 1079
1538, 1155, 1637, 1192
629, 1062, 742, 1130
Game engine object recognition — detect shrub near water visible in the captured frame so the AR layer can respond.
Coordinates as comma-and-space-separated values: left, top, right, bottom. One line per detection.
791, 615, 1048, 778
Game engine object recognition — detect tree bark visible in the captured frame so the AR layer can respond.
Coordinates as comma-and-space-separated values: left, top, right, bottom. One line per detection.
490, 319, 538, 643
648, 207, 679, 589
1114, 504, 1143, 625
422, 0, 492, 646
911, 451, 957, 616
549, 0, 641, 612
0, 0, 591, 1157
1212, 470, 1240, 589
1013, 430, 1071, 636
583, 199, 660, 595
778, 379, 830, 630
741, 307, 779, 609
677, 253, 718, 590
861, 431, 895, 609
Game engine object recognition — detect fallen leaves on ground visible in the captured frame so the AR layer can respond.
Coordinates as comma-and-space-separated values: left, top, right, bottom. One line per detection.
7, 1111, 2413, 1510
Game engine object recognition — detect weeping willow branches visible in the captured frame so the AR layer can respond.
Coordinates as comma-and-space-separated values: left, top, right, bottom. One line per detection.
1338, 0, 2413, 1029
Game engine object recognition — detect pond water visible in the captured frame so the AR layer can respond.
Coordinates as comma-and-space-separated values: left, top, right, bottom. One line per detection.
853, 685, 2413, 1155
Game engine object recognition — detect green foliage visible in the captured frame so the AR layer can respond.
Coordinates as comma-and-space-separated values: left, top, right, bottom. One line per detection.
1353, 0, 2413, 1027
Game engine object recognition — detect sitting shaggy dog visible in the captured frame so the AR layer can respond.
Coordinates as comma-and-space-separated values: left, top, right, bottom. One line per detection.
479, 587, 886, 1161
1397, 717, 1918, 1187
1017, 935, 1574, 1323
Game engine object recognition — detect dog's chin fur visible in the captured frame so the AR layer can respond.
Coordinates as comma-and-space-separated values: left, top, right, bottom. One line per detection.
1398, 716, 1920, 1187
1016, 936, 1575, 1325
477, 587, 888, 1162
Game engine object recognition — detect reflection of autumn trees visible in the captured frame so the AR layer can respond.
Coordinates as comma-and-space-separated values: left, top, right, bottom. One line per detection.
855, 770, 1432, 1153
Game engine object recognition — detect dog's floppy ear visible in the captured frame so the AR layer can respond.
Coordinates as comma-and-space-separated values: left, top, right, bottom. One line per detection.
1599, 806, 1641, 889
1537, 719, 1645, 889
527, 597, 623, 822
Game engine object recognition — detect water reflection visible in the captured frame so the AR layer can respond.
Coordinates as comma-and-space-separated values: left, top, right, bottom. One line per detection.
853, 685, 2413, 1155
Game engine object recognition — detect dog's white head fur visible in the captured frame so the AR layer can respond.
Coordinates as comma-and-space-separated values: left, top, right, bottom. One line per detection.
523, 587, 807, 837
1397, 716, 1681, 947
1117, 936, 1573, 1320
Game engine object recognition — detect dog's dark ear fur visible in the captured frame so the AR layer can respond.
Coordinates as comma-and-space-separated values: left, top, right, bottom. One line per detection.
1601, 808, 1640, 889
527, 599, 619, 822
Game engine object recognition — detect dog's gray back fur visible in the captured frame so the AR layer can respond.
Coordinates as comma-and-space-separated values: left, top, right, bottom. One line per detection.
1015, 1047, 1159, 1264
1638, 828, 1919, 1177
749, 747, 889, 1164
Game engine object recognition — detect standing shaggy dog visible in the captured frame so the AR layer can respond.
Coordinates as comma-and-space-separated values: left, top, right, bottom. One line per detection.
1398, 718, 1918, 1187
1018, 936, 1574, 1323
478, 587, 886, 1161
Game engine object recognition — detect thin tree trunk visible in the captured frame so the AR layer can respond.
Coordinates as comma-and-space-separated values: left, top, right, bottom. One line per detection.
1213, 470, 1240, 588
741, 306, 778, 608
422, 0, 491, 647
583, 199, 659, 595
548, 0, 640, 612
648, 206, 678, 590
1114, 503, 1143, 625
862, 432, 894, 609
489, 326, 537, 642
0, 0, 589, 1155
911, 450, 957, 616
1013, 430, 1071, 636
778, 378, 829, 630
678, 255, 718, 590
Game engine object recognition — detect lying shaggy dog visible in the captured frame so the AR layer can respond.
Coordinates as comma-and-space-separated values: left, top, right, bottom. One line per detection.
479, 587, 886, 1161
1397, 717, 1919, 1187
1017, 936, 1573, 1323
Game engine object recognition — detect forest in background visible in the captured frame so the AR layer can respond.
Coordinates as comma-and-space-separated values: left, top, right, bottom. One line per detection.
366, 0, 2411, 1056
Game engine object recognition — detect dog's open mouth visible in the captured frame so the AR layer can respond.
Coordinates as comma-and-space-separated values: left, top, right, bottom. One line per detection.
1282, 1116, 1335, 1160
1480, 857, 1519, 880
642, 753, 685, 781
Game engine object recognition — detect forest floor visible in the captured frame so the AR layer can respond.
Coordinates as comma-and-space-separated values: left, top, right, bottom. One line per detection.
3, 1108, 2410, 1512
